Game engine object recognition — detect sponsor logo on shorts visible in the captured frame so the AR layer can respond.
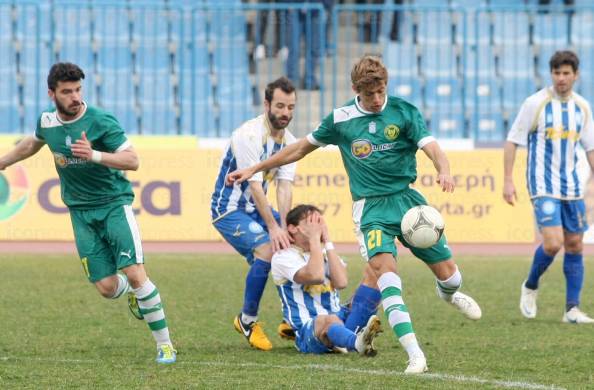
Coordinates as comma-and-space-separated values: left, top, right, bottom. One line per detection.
233, 224, 246, 237
248, 222, 264, 234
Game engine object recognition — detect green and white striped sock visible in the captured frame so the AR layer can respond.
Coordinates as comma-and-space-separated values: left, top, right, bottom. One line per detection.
134, 279, 171, 347
378, 272, 423, 358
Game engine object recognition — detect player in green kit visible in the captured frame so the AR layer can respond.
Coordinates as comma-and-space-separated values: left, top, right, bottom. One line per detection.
0, 63, 175, 364
227, 56, 481, 373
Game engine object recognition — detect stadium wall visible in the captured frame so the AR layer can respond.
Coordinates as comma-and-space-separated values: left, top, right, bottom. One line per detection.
1, 136, 543, 244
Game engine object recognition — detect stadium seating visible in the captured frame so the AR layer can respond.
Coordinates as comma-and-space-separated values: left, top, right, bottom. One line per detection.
2, 2, 594, 140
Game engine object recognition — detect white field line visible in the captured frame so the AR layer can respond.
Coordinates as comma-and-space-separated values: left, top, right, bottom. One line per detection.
0, 357, 566, 390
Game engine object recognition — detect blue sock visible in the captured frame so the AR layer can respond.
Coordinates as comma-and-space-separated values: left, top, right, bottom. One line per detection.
344, 285, 382, 332
564, 252, 584, 311
525, 245, 555, 290
242, 259, 271, 317
327, 323, 357, 350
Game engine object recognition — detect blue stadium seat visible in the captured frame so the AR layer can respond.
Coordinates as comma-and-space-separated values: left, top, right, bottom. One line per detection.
424, 77, 462, 107
533, 13, 570, 46
469, 110, 505, 141
501, 77, 535, 110
454, 9, 490, 45
179, 10, 215, 135
493, 11, 530, 45
420, 43, 458, 78
384, 42, 423, 108
571, 13, 594, 46
429, 110, 465, 138
416, 10, 454, 45
498, 45, 535, 78
1, 0, 21, 131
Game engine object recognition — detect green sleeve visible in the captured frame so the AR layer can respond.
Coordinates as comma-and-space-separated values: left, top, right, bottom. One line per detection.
406, 105, 431, 144
100, 113, 129, 152
310, 112, 338, 145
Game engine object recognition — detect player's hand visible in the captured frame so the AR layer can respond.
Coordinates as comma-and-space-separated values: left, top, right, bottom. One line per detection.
436, 173, 455, 193
320, 215, 331, 243
298, 211, 323, 242
268, 224, 292, 252
226, 167, 255, 186
70, 131, 93, 160
502, 180, 517, 206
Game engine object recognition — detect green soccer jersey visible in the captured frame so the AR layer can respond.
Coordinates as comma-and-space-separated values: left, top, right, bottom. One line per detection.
308, 95, 433, 200
34, 103, 134, 209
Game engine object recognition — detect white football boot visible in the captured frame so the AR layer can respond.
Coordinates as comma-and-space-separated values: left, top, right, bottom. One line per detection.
519, 281, 538, 319
562, 307, 594, 324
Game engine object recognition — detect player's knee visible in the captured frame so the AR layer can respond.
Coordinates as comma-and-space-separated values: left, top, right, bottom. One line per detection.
543, 241, 562, 255
565, 240, 583, 254
368, 253, 397, 276
95, 277, 117, 298
362, 264, 378, 286
121, 264, 148, 288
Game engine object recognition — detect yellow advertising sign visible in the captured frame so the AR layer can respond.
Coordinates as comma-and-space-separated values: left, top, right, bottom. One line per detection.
0, 138, 534, 243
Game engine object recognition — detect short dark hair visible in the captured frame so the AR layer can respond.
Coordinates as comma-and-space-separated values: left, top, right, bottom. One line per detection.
549, 50, 579, 73
264, 77, 296, 103
286, 204, 322, 227
47, 62, 85, 91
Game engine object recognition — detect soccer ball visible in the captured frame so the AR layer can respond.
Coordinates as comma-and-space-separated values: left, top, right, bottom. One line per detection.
401, 205, 445, 249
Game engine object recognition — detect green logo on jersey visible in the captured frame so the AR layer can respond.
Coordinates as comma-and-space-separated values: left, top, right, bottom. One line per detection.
384, 124, 400, 141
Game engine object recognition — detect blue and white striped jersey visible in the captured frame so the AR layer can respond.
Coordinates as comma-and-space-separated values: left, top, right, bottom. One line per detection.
507, 87, 594, 199
210, 114, 297, 220
272, 246, 343, 331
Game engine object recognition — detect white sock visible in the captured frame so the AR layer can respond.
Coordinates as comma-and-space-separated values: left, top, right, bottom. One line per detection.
110, 273, 131, 299
241, 313, 258, 324
436, 266, 462, 302
399, 333, 425, 358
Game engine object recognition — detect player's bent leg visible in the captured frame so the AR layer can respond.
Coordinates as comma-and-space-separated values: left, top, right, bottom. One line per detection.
428, 260, 482, 320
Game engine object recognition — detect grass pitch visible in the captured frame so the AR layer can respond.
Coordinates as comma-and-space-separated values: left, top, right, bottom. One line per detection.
1, 252, 592, 389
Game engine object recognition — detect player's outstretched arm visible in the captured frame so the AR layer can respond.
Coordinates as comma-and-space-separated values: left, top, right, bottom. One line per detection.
71, 132, 139, 171
421, 141, 455, 193
502, 141, 518, 206
226, 138, 318, 185
0, 136, 45, 170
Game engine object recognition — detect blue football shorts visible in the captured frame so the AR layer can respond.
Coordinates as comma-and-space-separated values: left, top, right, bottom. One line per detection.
532, 197, 588, 233
212, 208, 281, 264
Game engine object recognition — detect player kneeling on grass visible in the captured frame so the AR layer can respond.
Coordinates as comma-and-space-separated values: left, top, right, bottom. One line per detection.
0, 63, 175, 364
271, 205, 382, 355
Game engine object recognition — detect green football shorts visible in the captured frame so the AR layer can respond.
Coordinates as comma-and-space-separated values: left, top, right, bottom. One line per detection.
69, 204, 144, 283
353, 187, 452, 264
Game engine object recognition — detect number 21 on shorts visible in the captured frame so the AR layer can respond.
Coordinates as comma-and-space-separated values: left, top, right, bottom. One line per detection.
367, 229, 383, 250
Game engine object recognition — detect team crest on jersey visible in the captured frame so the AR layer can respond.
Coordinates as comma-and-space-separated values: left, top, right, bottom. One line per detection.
368, 121, 376, 134
384, 124, 400, 141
